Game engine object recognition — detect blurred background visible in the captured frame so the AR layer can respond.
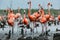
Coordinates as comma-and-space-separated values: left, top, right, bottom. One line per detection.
0, 0, 60, 16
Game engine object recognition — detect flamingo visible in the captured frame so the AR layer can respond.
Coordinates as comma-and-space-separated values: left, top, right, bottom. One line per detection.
7, 10, 15, 35
33, 4, 41, 21
32, 4, 41, 33
58, 15, 60, 21
49, 16, 54, 21
22, 10, 29, 35
57, 15, 60, 24
37, 4, 51, 36
33, 12, 40, 33
0, 16, 3, 21
40, 16, 47, 24
28, 0, 36, 35
15, 7, 22, 20
8, 10, 15, 20
43, 2, 54, 36
47, 2, 54, 25
42, 2, 52, 36
0, 15, 7, 31
22, 10, 28, 25
0, 16, 4, 28
39, 8, 47, 36
7, 18, 14, 26
33, 12, 40, 21
15, 13, 21, 19
28, 0, 36, 22
44, 2, 51, 21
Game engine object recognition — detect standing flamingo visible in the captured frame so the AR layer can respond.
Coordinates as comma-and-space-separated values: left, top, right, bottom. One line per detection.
44, 2, 54, 36
32, 4, 41, 33
39, 8, 47, 36
33, 4, 41, 21
22, 10, 29, 36
15, 7, 22, 20
43, 2, 53, 36
7, 10, 15, 35
22, 10, 28, 25
47, 2, 54, 23
28, 0, 36, 35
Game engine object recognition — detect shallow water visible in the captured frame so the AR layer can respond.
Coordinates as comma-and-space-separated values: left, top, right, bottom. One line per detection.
0, 22, 60, 40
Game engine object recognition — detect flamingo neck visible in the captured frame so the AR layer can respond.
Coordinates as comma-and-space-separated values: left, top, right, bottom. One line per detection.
18, 9, 20, 13
41, 9, 44, 17
28, 9, 31, 16
24, 14, 26, 18
48, 6, 51, 15
28, 0, 31, 16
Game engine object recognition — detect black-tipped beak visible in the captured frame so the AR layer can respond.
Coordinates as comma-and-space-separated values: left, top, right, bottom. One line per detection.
51, 4, 52, 7
27, 1, 31, 4
28, 2, 29, 4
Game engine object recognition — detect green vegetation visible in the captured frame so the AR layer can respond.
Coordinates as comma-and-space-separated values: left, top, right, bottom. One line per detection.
0, 9, 60, 17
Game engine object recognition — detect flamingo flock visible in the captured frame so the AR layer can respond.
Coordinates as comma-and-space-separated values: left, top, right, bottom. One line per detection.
0, 0, 60, 40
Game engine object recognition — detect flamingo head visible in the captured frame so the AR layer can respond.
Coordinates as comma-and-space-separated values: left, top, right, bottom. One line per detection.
27, 0, 31, 4
48, 2, 52, 7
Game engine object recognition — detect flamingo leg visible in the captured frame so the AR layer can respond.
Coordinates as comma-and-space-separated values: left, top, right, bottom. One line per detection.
45, 22, 50, 36
36, 27, 38, 34
6, 26, 11, 39
12, 27, 14, 34
21, 27, 24, 37
35, 23, 38, 34
44, 23, 47, 36
11, 26, 14, 38
32, 22, 35, 38
30, 22, 34, 36
25, 28, 27, 35
11, 27, 13, 38
2, 25, 4, 31
57, 21, 59, 25
36, 27, 37, 33
41, 23, 44, 36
